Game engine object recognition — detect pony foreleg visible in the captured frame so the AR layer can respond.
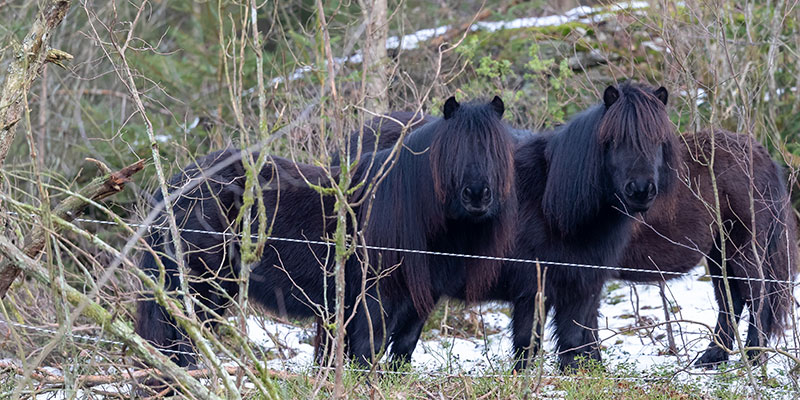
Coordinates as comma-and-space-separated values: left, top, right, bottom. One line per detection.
135, 297, 198, 368
695, 288, 744, 367
346, 296, 392, 368
386, 305, 427, 369
551, 280, 603, 372
695, 252, 746, 368
742, 294, 772, 366
510, 295, 547, 371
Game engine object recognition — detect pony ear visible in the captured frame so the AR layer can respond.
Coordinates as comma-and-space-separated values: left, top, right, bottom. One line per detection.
490, 96, 505, 118
653, 86, 669, 106
443, 96, 459, 120
603, 86, 620, 109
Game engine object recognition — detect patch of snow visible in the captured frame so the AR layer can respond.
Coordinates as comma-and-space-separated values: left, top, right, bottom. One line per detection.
246, 315, 316, 370
183, 116, 200, 133
642, 37, 669, 53
25, 266, 799, 397
387, 26, 450, 51
678, 87, 707, 106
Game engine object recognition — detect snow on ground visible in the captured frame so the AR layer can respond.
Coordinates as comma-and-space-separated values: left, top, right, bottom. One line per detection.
245, 266, 800, 397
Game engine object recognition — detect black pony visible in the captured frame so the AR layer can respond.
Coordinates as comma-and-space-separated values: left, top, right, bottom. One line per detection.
135, 152, 337, 367
348, 83, 679, 370
497, 83, 678, 370
134, 96, 517, 369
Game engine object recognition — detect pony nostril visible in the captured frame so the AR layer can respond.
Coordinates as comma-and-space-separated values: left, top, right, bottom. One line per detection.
624, 181, 636, 197
647, 182, 656, 198
462, 187, 472, 201
481, 187, 491, 203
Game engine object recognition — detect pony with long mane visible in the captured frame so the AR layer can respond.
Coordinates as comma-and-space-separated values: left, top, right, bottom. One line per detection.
618, 129, 798, 367
487, 82, 678, 370
134, 96, 518, 370
342, 82, 679, 370
343, 96, 518, 363
135, 151, 338, 368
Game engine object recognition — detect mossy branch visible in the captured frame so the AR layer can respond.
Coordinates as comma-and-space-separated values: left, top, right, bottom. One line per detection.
0, 0, 73, 167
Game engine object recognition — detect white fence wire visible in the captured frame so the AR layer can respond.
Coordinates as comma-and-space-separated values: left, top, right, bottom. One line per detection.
54, 215, 799, 287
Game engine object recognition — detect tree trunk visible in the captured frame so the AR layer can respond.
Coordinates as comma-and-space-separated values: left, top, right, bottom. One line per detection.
0, 0, 72, 167
359, 0, 388, 113
0, 0, 73, 266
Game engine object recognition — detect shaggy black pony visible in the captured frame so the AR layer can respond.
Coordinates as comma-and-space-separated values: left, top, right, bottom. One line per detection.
134, 96, 518, 369
346, 83, 679, 370
497, 83, 678, 370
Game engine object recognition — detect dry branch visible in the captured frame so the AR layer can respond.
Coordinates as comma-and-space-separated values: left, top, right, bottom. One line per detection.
428, 9, 493, 48
0, 159, 145, 298
427, 0, 523, 49
0, 0, 73, 167
0, 360, 315, 390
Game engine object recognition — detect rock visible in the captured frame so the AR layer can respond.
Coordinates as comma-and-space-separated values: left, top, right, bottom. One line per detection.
568, 48, 617, 70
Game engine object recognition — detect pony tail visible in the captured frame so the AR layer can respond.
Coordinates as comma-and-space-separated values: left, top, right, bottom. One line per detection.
764, 160, 799, 336
542, 106, 606, 236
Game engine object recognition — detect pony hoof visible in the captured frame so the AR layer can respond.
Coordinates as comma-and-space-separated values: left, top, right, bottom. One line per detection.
559, 354, 604, 374
693, 348, 729, 369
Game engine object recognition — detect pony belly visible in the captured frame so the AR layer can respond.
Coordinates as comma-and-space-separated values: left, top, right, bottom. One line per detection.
620, 216, 714, 283
247, 250, 335, 321
616, 254, 704, 282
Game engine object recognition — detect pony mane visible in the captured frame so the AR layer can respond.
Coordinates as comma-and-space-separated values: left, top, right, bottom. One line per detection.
541, 105, 607, 235
542, 82, 679, 236
357, 123, 442, 316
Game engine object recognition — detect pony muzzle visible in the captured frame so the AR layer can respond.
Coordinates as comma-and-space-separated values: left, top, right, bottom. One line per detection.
623, 179, 656, 211
461, 185, 493, 216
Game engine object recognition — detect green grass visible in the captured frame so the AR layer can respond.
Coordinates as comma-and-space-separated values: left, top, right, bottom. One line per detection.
239, 358, 784, 399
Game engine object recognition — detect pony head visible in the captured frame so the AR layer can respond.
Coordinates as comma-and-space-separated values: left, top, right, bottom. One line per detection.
429, 96, 515, 222
543, 82, 679, 235
599, 83, 677, 213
